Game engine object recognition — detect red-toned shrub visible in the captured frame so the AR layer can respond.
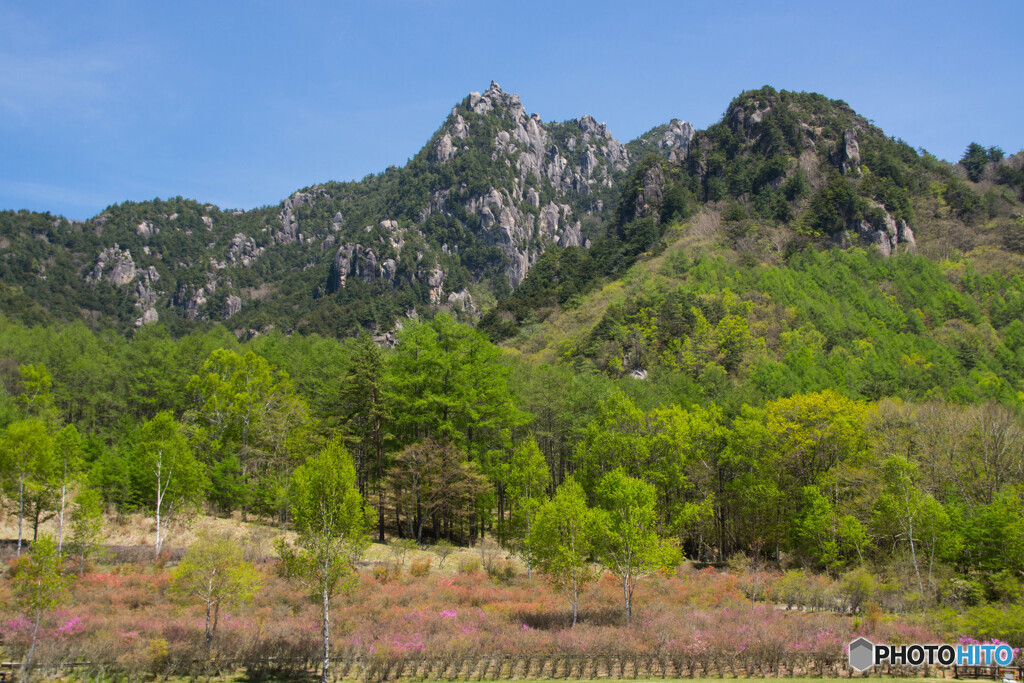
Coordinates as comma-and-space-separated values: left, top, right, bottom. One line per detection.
409, 557, 431, 577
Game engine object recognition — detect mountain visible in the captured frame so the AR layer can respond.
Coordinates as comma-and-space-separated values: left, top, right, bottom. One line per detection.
2, 84, 1021, 345
0, 82, 691, 339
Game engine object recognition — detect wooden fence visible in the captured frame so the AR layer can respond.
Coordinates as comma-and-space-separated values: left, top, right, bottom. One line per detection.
1, 654, 979, 682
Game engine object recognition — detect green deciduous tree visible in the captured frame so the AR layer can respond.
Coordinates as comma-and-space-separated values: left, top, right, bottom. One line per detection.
67, 487, 104, 575
594, 469, 680, 625
387, 314, 529, 458
12, 535, 72, 680
341, 333, 390, 542
17, 363, 55, 422
186, 349, 311, 520
505, 436, 551, 576
131, 412, 207, 558
528, 477, 597, 626
170, 531, 262, 651
0, 419, 53, 556
275, 440, 369, 683
872, 455, 930, 594
53, 424, 83, 556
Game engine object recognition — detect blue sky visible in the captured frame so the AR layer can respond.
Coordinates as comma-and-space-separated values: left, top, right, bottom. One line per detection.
2, 1, 1022, 220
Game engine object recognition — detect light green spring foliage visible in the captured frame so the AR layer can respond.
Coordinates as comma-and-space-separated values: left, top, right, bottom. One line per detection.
527, 477, 598, 625
67, 487, 104, 574
12, 534, 73, 678
12, 535, 72, 615
170, 531, 262, 645
131, 411, 208, 555
276, 438, 370, 599
132, 412, 208, 515
186, 349, 312, 517
574, 391, 726, 535
0, 419, 56, 551
386, 314, 529, 456
505, 436, 551, 549
17, 363, 55, 422
594, 469, 681, 625
276, 439, 369, 683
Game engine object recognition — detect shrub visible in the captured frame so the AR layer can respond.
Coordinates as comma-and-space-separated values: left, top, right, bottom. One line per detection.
457, 557, 481, 574
486, 560, 516, 584
389, 538, 419, 568
409, 557, 431, 578
373, 564, 400, 583
940, 577, 985, 608
839, 567, 877, 613
432, 539, 456, 569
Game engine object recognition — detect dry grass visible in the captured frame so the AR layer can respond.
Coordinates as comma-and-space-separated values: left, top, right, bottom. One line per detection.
0, 506, 514, 574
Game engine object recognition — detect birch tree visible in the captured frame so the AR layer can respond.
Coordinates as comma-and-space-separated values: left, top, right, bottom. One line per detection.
872, 455, 926, 594
527, 477, 596, 626
12, 535, 71, 681
506, 437, 551, 576
276, 439, 369, 683
170, 531, 261, 652
132, 412, 207, 558
0, 419, 53, 556
53, 424, 82, 556
594, 469, 680, 625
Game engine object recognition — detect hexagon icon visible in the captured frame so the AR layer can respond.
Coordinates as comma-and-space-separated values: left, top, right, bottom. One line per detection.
849, 637, 875, 672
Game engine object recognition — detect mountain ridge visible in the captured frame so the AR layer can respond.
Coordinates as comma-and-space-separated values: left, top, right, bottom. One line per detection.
2, 83, 1020, 343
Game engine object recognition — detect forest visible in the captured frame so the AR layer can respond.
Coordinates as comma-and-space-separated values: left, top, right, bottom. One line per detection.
1, 285, 1023, 679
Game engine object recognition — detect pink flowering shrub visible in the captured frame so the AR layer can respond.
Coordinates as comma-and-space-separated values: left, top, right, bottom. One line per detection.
0, 553, 959, 679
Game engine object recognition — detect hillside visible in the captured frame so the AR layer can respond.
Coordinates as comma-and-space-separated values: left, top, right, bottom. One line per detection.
1, 82, 696, 339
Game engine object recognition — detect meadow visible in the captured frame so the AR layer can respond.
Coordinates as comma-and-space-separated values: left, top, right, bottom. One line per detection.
0, 521, 964, 683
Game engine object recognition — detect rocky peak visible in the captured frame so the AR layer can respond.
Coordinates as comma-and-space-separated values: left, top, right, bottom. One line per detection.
278, 188, 326, 244
659, 119, 695, 163
467, 81, 527, 120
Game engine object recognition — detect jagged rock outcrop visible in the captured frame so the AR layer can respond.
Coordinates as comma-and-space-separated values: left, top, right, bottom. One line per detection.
446, 288, 475, 314
224, 294, 242, 318
171, 284, 208, 321
278, 189, 325, 244
134, 308, 159, 327
838, 202, 916, 257
634, 164, 666, 220
426, 268, 445, 304
134, 267, 160, 309
658, 119, 696, 163
228, 233, 263, 267
832, 129, 862, 175
431, 82, 635, 286
434, 133, 457, 163
329, 243, 380, 292
87, 245, 136, 286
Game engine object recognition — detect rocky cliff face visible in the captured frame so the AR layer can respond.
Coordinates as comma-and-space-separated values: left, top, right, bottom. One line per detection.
4, 82, 697, 335
416, 81, 636, 286
302, 81, 679, 311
